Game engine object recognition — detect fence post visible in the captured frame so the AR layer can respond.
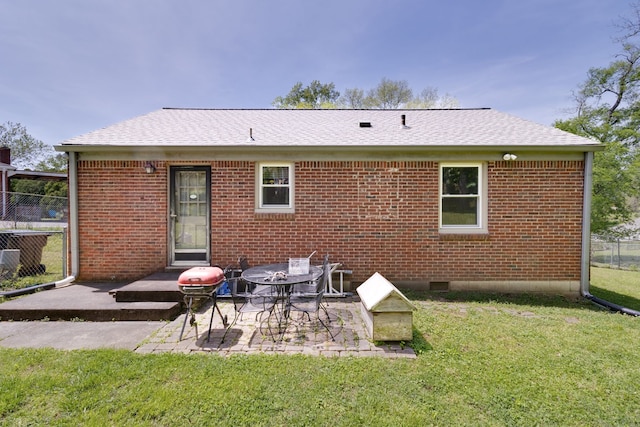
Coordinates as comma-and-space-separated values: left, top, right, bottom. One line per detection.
611, 243, 614, 267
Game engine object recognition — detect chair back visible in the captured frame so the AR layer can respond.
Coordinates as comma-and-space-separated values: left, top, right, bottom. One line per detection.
288, 254, 335, 340
224, 256, 253, 300
315, 254, 330, 293
238, 256, 250, 271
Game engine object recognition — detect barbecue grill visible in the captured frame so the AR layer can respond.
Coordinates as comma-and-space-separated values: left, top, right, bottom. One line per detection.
177, 266, 228, 341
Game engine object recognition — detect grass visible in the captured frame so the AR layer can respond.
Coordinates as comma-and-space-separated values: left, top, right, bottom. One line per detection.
590, 266, 640, 311
1, 267, 639, 425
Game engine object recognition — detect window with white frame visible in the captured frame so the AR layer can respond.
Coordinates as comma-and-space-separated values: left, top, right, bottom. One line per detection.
439, 163, 486, 231
258, 163, 294, 211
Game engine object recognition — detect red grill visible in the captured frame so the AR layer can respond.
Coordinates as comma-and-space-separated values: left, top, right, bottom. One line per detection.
178, 266, 224, 295
177, 266, 227, 341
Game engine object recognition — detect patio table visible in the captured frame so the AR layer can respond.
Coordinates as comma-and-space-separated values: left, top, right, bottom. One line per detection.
241, 263, 322, 339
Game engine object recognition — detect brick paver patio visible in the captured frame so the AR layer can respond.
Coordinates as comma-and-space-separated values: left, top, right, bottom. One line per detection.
136, 296, 416, 359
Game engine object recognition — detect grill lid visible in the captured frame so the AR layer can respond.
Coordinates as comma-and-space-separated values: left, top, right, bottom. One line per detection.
178, 266, 225, 286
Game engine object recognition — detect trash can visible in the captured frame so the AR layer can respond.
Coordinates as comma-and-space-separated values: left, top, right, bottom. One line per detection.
0, 230, 51, 276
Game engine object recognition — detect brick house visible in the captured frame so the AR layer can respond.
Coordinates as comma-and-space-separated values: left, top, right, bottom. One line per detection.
56, 108, 601, 296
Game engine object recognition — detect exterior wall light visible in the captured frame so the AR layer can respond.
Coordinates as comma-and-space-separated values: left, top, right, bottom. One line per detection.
502, 153, 518, 161
144, 162, 156, 174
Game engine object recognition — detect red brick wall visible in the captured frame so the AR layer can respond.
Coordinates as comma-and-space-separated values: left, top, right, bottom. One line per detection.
76, 160, 584, 286
77, 161, 168, 280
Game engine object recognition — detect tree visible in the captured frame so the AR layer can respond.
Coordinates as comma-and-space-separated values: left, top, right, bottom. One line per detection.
616, 2, 640, 40
274, 78, 460, 110
1, 123, 67, 211
35, 153, 68, 173
340, 88, 366, 108
558, 120, 637, 234
272, 80, 340, 109
0, 121, 51, 169
338, 79, 460, 109
405, 87, 460, 109
554, 4, 640, 236
36, 152, 68, 201
10, 178, 45, 197
363, 78, 413, 109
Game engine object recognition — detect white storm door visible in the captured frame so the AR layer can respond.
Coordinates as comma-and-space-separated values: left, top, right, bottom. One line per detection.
170, 166, 211, 265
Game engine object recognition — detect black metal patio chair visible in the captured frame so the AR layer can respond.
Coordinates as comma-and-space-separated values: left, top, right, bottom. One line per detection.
288, 254, 335, 340
221, 257, 277, 343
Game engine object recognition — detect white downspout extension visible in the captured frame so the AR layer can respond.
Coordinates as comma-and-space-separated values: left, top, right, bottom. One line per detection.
57, 151, 79, 286
580, 151, 594, 297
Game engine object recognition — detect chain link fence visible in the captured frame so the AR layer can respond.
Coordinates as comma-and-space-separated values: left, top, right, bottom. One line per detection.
591, 239, 640, 270
0, 192, 67, 292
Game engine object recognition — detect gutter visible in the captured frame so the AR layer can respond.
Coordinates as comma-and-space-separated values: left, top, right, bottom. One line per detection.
55, 145, 602, 166
56, 143, 604, 153
580, 151, 640, 316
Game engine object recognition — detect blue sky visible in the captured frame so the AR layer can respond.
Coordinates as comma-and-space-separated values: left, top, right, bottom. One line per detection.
0, 0, 633, 147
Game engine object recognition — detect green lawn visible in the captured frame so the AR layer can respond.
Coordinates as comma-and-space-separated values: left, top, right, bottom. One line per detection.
1, 268, 639, 425
590, 266, 640, 311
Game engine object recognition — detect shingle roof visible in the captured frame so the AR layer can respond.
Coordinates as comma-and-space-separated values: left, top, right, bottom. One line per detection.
59, 108, 600, 149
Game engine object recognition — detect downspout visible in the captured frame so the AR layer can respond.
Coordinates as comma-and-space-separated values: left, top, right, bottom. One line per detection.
50, 151, 79, 287
580, 151, 593, 299
65, 150, 79, 282
581, 151, 640, 316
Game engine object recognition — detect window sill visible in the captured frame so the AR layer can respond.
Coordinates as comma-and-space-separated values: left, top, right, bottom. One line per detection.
255, 206, 295, 214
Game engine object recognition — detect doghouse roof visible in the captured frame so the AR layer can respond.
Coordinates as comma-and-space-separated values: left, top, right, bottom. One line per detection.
357, 272, 417, 312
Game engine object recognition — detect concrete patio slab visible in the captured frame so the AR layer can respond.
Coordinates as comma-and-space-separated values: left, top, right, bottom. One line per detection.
0, 320, 165, 350
0, 282, 181, 321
